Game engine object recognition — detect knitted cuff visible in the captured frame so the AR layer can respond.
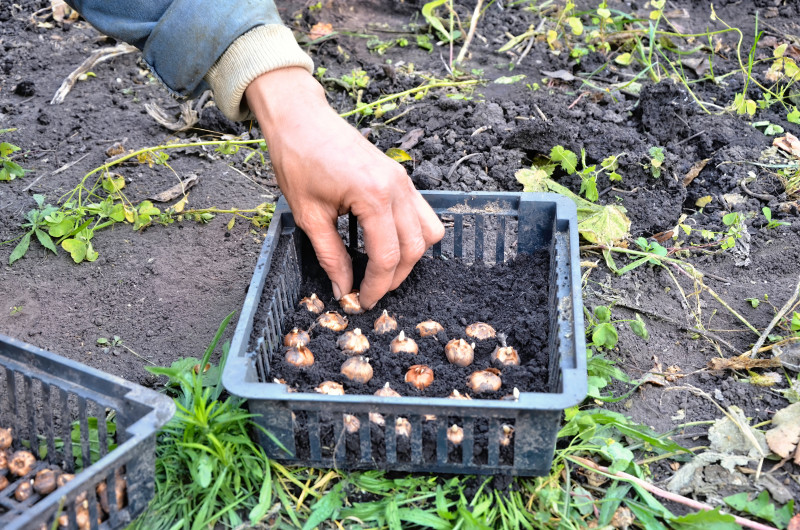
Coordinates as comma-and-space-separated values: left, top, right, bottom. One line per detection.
205, 25, 314, 121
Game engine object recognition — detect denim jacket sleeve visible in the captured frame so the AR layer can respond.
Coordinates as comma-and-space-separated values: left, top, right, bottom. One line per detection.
65, 0, 309, 104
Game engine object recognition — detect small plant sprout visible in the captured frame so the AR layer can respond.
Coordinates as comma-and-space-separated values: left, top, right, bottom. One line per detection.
283, 328, 310, 348
465, 322, 495, 340
405, 364, 434, 390
390, 331, 419, 354
317, 311, 348, 331
501, 388, 521, 401
339, 291, 363, 314
374, 310, 398, 334
285, 345, 315, 368
337, 328, 370, 355
315, 381, 345, 395
645, 146, 665, 178
374, 382, 402, 398
416, 320, 444, 337
0, 130, 28, 181
467, 368, 502, 393
299, 293, 324, 313
448, 389, 471, 400
341, 356, 373, 384
447, 425, 464, 445
445, 339, 475, 367
763, 207, 790, 229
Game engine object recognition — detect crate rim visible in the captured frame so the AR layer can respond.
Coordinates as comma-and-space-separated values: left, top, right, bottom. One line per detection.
224, 191, 587, 410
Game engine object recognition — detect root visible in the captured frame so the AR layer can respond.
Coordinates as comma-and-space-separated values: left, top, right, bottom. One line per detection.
51, 44, 138, 105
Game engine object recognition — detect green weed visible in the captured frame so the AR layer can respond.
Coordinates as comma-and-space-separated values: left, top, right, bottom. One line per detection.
644, 146, 665, 178
4, 139, 275, 265
762, 207, 790, 229
0, 128, 28, 181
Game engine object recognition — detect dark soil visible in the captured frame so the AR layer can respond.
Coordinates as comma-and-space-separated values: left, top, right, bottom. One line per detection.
270, 250, 550, 399
2, 0, 800, 512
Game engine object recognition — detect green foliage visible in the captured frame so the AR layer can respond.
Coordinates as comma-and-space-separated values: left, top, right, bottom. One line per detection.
645, 146, 665, 178
669, 508, 740, 529
35, 415, 117, 471
720, 212, 744, 250
789, 106, 800, 124
724, 490, 794, 529
5, 139, 275, 265
762, 207, 790, 229
544, 146, 625, 203
421, 0, 461, 44
0, 128, 29, 181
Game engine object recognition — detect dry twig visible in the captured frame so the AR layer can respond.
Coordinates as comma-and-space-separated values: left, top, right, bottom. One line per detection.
51, 44, 138, 104
748, 272, 800, 358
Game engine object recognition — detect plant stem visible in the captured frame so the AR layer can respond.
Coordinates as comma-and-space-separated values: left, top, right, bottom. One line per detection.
338, 79, 479, 118
747, 271, 800, 357
567, 456, 779, 530
455, 0, 484, 65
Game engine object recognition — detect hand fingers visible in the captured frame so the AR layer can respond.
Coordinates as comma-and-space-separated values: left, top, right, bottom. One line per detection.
357, 204, 401, 310
388, 180, 445, 290
298, 211, 353, 300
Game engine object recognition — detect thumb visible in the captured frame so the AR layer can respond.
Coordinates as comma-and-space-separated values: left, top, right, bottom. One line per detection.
302, 219, 353, 300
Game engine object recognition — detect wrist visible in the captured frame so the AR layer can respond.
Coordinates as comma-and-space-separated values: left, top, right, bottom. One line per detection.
245, 67, 330, 130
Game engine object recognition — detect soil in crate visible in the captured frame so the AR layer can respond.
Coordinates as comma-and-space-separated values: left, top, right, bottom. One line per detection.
270, 249, 551, 399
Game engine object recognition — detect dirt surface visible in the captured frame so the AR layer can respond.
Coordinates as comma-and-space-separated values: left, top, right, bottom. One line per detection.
2, 0, 800, 508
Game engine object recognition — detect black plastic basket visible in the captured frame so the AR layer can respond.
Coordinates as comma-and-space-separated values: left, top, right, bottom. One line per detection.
223, 191, 586, 476
0, 334, 175, 529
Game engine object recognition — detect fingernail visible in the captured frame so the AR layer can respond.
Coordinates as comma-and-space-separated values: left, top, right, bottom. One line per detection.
332, 282, 342, 300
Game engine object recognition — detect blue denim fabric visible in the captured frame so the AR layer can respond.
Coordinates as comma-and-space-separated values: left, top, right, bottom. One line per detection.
67, 0, 284, 97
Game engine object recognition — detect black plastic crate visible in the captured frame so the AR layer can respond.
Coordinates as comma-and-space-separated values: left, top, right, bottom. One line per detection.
223, 191, 586, 476
0, 334, 174, 529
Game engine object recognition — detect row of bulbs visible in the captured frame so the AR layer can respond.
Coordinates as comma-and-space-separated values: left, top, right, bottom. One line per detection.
284, 293, 522, 394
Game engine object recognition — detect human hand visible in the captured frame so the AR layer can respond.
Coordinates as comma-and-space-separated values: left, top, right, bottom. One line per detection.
245, 67, 444, 309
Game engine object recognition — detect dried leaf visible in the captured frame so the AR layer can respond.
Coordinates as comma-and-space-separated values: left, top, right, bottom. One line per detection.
682, 57, 709, 77
707, 354, 782, 371
765, 402, 800, 463
309, 22, 334, 41
397, 128, 425, 150
695, 195, 713, 208
385, 148, 412, 163
150, 174, 199, 202
683, 158, 711, 186
541, 69, 576, 81
747, 371, 781, 387
172, 195, 188, 213
226, 216, 235, 231
774, 132, 800, 158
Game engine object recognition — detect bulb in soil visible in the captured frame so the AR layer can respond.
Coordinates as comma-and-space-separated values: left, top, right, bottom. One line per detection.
341, 356, 373, 384
447, 424, 464, 445
283, 328, 310, 348
0, 427, 11, 450
416, 320, 444, 337
8, 450, 35, 477
448, 389, 472, 400
374, 310, 397, 334
466, 322, 495, 340
299, 293, 324, 314
315, 381, 345, 395
500, 424, 514, 447
33, 468, 59, 495
317, 311, 348, 332
467, 368, 502, 393
57, 473, 75, 488
0, 450, 7, 471
374, 382, 401, 398
395, 417, 411, 437
369, 412, 385, 426
343, 414, 361, 434
405, 364, 434, 390
285, 345, 315, 368
339, 291, 363, 315
501, 387, 520, 401
390, 330, 419, 354
491, 346, 520, 366
0, 475, 8, 491
14, 481, 32, 502
337, 328, 370, 354
445, 338, 474, 367
96, 470, 126, 514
